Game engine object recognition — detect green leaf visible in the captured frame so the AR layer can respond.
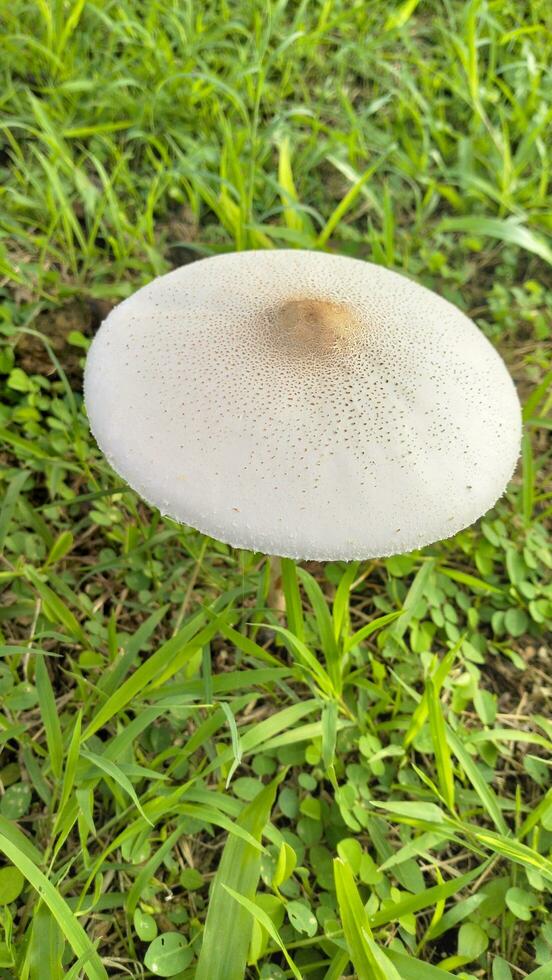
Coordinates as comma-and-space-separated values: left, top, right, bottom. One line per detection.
267, 624, 334, 697
143, 933, 193, 977
125, 809, 262, 917
296, 568, 339, 683
220, 700, 243, 787
337, 838, 362, 874
504, 608, 529, 637
458, 921, 488, 959
0, 783, 32, 819
0, 866, 24, 904
439, 567, 503, 594
332, 562, 360, 644
321, 699, 338, 772
524, 966, 552, 980
195, 774, 283, 980
471, 827, 552, 884
54, 710, 81, 832
522, 370, 552, 422
98, 603, 170, 696
180, 867, 204, 890
286, 900, 317, 937
277, 136, 310, 235
0, 469, 30, 554
272, 842, 297, 889
492, 958, 513, 980
404, 646, 458, 747
316, 154, 390, 247
521, 431, 535, 522
134, 908, 158, 942
505, 886, 536, 921
80, 748, 152, 824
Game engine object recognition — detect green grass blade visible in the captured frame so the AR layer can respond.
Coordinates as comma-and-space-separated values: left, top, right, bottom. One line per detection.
195, 774, 284, 980
25, 567, 86, 645
280, 558, 305, 643
404, 646, 459, 748
370, 860, 490, 928
388, 560, 436, 642
470, 827, 552, 884
332, 562, 360, 645
387, 948, 457, 979
222, 886, 303, 980
316, 156, 389, 247
80, 749, 152, 825
22, 903, 65, 980
426, 676, 456, 812
344, 610, 402, 654
220, 700, 243, 786
0, 835, 107, 980
334, 858, 400, 980
98, 603, 170, 695
35, 657, 63, 780
267, 624, 335, 697
446, 728, 508, 834
82, 613, 217, 740
521, 431, 535, 522
437, 216, 552, 266
54, 709, 81, 831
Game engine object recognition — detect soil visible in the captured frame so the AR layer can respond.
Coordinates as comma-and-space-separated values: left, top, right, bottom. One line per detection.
16, 298, 114, 387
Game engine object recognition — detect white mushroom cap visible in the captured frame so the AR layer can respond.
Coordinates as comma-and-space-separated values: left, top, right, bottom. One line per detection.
84, 250, 521, 560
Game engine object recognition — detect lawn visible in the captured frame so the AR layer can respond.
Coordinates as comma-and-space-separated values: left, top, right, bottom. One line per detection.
0, 0, 551, 978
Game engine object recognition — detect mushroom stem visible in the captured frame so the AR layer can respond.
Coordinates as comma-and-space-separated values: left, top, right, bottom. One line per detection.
268, 555, 286, 617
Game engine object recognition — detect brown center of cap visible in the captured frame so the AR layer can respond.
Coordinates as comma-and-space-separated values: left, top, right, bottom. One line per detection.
273, 298, 360, 356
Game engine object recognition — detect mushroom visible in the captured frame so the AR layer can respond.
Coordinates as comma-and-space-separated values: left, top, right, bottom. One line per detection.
84, 249, 521, 560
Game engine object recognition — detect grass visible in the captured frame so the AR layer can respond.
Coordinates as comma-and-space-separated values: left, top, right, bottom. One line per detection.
0, 0, 551, 977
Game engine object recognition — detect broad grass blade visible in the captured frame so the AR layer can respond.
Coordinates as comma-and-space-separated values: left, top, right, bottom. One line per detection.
22, 903, 65, 980
334, 858, 400, 980
437, 216, 552, 266
387, 948, 457, 978
195, 774, 283, 980
0, 835, 107, 980
222, 886, 303, 979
